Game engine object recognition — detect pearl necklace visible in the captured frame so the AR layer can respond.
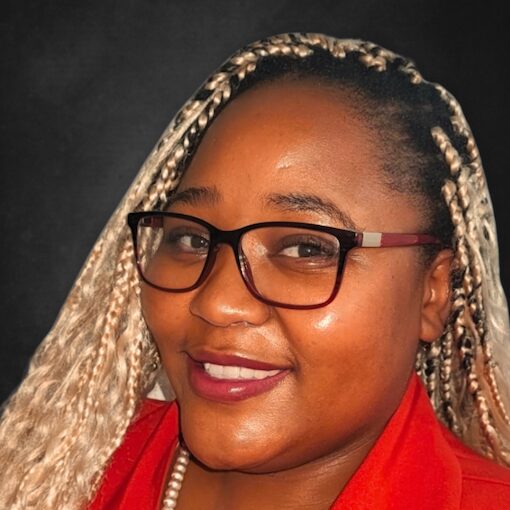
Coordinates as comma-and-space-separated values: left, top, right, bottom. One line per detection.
161, 443, 190, 509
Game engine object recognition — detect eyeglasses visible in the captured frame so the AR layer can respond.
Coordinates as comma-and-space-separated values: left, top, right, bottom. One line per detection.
127, 211, 441, 310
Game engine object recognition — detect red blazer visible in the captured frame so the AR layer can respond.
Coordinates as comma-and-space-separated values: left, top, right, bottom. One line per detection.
89, 374, 510, 509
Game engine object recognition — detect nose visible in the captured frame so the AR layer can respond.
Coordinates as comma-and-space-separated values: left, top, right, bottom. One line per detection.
189, 244, 271, 327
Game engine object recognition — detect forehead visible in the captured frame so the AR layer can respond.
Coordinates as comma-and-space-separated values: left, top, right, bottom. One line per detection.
175, 80, 421, 231
187, 79, 376, 181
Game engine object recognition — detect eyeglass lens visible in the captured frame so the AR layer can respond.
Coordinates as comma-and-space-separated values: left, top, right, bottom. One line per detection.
136, 215, 342, 307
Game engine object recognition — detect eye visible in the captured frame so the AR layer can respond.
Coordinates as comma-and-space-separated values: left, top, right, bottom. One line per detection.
277, 235, 338, 260
164, 229, 210, 254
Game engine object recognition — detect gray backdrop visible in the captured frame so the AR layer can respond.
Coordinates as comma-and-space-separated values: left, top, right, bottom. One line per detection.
1, 0, 508, 402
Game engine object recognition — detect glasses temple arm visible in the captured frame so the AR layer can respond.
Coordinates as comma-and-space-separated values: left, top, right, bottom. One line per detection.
356, 232, 442, 248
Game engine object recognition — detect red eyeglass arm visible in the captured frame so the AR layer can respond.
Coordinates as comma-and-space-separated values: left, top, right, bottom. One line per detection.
356, 232, 441, 248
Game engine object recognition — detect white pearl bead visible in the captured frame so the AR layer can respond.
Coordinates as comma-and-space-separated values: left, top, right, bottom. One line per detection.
167, 488, 179, 499
169, 480, 182, 490
161, 444, 189, 509
171, 472, 184, 482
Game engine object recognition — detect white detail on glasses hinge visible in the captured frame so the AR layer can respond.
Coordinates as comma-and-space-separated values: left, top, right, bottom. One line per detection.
361, 232, 382, 247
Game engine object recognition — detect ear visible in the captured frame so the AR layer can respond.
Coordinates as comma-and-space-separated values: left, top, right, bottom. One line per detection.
420, 249, 454, 343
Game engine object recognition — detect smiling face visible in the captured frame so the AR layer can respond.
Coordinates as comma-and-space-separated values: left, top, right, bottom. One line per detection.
141, 79, 449, 473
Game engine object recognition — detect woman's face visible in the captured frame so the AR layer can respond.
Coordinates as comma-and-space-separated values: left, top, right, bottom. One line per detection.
141, 80, 436, 473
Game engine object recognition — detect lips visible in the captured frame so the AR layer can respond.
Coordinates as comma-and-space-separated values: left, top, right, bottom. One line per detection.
188, 351, 289, 371
186, 351, 291, 403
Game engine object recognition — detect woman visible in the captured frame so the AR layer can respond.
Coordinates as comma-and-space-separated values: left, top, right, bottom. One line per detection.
1, 33, 510, 509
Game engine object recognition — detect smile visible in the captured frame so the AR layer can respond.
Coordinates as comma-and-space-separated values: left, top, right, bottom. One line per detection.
203, 363, 281, 380
186, 352, 291, 402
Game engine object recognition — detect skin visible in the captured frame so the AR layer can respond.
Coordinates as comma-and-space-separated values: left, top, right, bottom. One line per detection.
141, 80, 453, 509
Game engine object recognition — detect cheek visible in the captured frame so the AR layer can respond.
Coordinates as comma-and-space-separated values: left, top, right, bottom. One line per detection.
140, 284, 191, 381
141, 284, 187, 340
283, 255, 423, 407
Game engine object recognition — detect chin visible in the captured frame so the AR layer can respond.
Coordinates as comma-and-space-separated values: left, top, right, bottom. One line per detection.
185, 437, 273, 472
176, 389, 298, 473
180, 418, 287, 473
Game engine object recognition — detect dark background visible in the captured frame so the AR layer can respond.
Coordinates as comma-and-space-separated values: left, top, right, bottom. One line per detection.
1, 0, 508, 403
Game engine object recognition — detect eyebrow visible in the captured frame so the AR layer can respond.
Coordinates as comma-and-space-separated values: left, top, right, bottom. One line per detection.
168, 186, 359, 230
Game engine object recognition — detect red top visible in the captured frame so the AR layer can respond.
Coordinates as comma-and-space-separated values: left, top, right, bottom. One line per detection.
89, 374, 510, 509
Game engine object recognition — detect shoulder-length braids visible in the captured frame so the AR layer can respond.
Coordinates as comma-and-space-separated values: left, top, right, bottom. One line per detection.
1, 33, 509, 509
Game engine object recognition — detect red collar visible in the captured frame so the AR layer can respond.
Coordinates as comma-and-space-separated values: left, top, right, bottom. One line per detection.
90, 374, 464, 509
331, 373, 461, 509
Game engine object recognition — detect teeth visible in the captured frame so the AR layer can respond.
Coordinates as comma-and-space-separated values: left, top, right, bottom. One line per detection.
203, 363, 280, 380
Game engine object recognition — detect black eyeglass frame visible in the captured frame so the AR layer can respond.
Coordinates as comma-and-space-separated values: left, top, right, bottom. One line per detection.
127, 211, 442, 310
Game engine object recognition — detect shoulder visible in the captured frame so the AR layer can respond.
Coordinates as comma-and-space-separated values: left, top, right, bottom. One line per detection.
102, 398, 179, 479
135, 397, 174, 421
108, 397, 179, 466
88, 399, 179, 509
441, 425, 510, 508
127, 397, 179, 443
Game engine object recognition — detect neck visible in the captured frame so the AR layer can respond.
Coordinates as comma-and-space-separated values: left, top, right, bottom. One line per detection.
177, 430, 381, 510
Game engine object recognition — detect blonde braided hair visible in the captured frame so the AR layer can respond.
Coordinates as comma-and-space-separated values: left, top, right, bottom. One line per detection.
0, 33, 509, 509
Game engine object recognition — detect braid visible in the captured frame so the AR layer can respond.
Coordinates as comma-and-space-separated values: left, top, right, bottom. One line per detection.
434, 129, 509, 461
424, 340, 441, 400
4, 144, 191, 506
439, 327, 460, 433
434, 87, 510, 429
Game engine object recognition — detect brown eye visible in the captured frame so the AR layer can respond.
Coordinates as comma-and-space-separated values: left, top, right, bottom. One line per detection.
165, 229, 210, 254
277, 235, 338, 259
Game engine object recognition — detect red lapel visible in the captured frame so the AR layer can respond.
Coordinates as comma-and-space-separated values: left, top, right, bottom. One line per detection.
331, 374, 462, 509
88, 400, 178, 509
